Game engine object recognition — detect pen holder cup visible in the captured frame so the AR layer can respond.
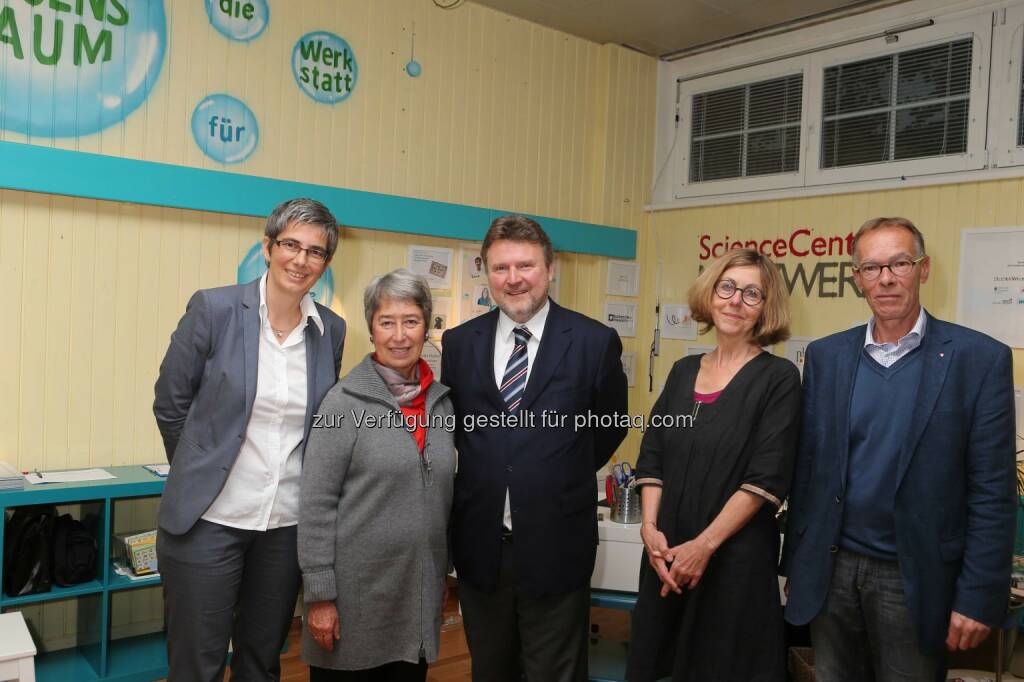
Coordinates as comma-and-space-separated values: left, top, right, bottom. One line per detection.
610, 485, 641, 524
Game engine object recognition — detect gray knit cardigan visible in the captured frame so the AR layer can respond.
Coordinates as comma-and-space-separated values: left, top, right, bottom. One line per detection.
298, 354, 456, 670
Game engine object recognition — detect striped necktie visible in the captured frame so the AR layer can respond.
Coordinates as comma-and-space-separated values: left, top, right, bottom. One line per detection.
500, 327, 532, 413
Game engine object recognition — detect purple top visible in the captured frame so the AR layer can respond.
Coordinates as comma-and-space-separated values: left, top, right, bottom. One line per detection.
693, 389, 723, 404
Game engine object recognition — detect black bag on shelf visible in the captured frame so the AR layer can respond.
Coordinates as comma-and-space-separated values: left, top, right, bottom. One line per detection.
3, 505, 57, 597
51, 513, 97, 586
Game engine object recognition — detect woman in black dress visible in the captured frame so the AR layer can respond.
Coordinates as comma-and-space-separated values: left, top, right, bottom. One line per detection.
627, 248, 801, 682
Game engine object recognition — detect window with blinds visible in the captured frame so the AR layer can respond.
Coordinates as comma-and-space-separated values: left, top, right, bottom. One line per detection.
821, 38, 972, 169
689, 74, 803, 183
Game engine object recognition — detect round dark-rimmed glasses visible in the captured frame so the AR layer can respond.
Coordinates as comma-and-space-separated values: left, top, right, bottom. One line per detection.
273, 238, 329, 263
852, 255, 925, 281
715, 279, 764, 306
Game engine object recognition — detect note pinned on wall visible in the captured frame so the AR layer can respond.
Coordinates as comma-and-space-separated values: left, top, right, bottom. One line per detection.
408, 245, 454, 289
661, 303, 697, 340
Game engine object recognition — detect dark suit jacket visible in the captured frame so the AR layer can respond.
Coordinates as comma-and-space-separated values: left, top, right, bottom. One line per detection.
153, 279, 346, 535
781, 312, 1016, 654
441, 300, 628, 597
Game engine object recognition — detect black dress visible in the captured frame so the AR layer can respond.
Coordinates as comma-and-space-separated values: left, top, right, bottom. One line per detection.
626, 353, 801, 682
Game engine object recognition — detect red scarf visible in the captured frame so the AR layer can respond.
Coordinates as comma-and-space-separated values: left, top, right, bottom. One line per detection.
397, 359, 433, 453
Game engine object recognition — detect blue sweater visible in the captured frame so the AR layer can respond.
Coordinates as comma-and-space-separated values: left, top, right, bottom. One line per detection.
840, 348, 924, 560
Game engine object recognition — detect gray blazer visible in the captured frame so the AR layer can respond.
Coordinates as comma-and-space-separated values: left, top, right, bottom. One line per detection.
153, 279, 346, 536
298, 355, 455, 669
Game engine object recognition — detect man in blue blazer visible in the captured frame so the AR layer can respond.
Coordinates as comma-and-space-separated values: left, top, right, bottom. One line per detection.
441, 215, 628, 682
781, 217, 1016, 681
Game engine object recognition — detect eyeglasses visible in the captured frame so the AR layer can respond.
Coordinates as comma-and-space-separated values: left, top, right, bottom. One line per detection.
853, 255, 925, 281
273, 239, 329, 263
715, 279, 764, 306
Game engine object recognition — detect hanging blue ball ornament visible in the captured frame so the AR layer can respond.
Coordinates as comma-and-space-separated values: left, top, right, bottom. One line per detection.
406, 60, 422, 78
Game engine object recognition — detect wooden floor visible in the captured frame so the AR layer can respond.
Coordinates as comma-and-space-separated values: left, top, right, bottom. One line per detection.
216, 583, 630, 681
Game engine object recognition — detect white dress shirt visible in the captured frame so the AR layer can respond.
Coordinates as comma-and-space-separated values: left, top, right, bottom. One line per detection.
202, 273, 324, 531
863, 306, 927, 368
493, 300, 549, 529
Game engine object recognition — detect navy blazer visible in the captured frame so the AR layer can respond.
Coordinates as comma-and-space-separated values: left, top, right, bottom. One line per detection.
153, 279, 346, 535
441, 300, 628, 597
781, 312, 1016, 654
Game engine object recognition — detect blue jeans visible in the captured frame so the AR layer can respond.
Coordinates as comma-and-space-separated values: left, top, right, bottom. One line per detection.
810, 550, 945, 682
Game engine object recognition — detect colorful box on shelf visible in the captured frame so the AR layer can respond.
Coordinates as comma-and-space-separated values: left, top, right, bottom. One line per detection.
114, 530, 158, 576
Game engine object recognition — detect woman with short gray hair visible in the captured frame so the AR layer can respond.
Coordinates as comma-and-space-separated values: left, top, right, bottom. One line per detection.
298, 268, 455, 682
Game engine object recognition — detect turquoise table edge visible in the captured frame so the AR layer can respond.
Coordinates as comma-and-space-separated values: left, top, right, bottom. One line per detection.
0, 141, 637, 259
0, 465, 165, 506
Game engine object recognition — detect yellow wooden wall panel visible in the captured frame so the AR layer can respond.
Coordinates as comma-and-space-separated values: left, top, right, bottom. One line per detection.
42, 195, 74, 466
19, 194, 49, 468
67, 199, 97, 468
0, 6, 656, 468
0, 193, 24, 466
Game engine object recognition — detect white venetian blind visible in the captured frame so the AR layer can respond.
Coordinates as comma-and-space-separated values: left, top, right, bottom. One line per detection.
821, 38, 972, 169
688, 74, 803, 183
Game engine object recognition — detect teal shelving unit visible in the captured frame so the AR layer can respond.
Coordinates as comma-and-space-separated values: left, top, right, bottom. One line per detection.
0, 466, 167, 682
588, 589, 637, 682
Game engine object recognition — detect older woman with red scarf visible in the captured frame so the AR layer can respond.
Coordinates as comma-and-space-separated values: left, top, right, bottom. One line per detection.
298, 268, 455, 682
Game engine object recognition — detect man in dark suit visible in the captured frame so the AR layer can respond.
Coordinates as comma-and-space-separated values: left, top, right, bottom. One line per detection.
441, 215, 628, 682
781, 217, 1017, 681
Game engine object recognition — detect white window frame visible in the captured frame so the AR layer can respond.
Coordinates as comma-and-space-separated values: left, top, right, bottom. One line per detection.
989, 4, 1024, 168
674, 56, 810, 199
805, 13, 991, 186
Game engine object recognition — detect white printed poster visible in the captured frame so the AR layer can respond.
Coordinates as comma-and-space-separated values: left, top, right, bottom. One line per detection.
606, 260, 639, 296
957, 227, 1024, 348
408, 245, 454, 289
459, 245, 492, 322
429, 297, 452, 339
784, 336, 816, 376
421, 342, 442, 376
621, 352, 636, 387
604, 301, 637, 338
661, 303, 697, 340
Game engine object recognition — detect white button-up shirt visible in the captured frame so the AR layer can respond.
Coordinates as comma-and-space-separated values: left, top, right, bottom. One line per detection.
492, 300, 549, 530
202, 273, 323, 531
492, 300, 549, 388
864, 306, 926, 368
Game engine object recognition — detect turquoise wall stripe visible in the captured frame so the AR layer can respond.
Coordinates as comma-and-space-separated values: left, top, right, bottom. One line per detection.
0, 141, 636, 259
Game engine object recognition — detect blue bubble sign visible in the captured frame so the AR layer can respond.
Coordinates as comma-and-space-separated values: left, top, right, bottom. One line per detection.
292, 31, 357, 104
191, 94, 259, 164
238, 242, 336, 305
0, 0, 167, 137
205, 0, 268, 42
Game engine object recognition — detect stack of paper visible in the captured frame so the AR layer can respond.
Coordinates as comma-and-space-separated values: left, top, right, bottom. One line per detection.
0, 461, 23, 490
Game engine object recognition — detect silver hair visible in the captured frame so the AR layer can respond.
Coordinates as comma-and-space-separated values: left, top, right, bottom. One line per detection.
851, 217, 926, 264
264, 198, 340, 258
363, 268, 433, 331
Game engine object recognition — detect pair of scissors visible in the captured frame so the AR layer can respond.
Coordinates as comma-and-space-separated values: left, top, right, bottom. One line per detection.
612, 462, 634, 486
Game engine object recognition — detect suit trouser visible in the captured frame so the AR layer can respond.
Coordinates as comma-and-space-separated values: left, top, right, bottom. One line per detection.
810, 550, 945, 682
157, 519, 301, 682
458, 537, 590, 682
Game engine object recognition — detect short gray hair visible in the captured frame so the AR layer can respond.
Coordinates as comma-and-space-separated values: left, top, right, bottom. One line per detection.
265, 198, 340, 259
852, 217, 926, 264
363, 269, 433, 331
